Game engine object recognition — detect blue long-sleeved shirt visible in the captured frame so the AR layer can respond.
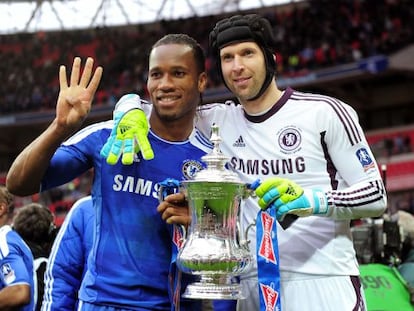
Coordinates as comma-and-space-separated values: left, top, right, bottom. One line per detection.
39, 121, 211, 310
42, 196, 94, 310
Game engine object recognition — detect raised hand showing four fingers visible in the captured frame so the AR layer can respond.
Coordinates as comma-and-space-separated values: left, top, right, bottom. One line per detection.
56, 57, 103, 130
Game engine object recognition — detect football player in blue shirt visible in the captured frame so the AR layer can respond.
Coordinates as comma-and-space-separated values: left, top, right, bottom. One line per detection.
0, 185, 34, 311
6, 33, 212, 311
42, 195, 94, 311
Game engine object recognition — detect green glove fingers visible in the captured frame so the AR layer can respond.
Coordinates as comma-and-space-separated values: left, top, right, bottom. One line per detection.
255, 178, 283, 209
101, 108, 154, 165
106, 139, 124, 165
134, 114, 154, 160
120, 109, 154, 162
255, 177, 304, 210
121, 136, 135, 165
255, 177, 329, 221
100, 112, 121, 163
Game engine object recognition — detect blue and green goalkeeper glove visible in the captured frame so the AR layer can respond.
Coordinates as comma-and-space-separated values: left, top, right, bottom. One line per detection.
100, 94, 154, 165
255, 177, 329, 221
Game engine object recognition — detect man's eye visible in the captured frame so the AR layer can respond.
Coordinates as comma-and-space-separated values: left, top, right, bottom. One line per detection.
175, 71, 185, 77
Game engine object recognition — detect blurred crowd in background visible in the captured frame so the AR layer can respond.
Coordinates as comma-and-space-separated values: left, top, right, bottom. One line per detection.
0, 0, 413, 114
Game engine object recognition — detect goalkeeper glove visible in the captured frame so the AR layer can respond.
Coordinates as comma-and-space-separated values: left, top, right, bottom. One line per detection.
255, 177, 329, 221
100, 94, 154, 164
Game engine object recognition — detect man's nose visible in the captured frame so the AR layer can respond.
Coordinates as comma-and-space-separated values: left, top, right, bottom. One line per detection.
232, 55, 244, 71
159, 74, 174, 89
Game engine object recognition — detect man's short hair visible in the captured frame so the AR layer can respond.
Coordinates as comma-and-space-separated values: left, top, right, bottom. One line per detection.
0, 185, 14, 216
152, 33, 206, 74
13, 203, 55, 244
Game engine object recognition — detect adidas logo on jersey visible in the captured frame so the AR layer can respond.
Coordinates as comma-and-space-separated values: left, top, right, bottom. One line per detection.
233, 135, 246, 147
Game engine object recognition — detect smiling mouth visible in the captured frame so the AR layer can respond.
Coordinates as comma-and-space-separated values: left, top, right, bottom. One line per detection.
233, 77, 250, 86
157, 95, 180, 102
234, 74, 251, 80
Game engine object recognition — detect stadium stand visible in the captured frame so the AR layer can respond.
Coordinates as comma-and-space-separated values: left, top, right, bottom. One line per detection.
0, 0, 413, 113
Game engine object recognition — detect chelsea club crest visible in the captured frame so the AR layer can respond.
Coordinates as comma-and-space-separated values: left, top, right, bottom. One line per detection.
277, 125, 302, 154
182, 160, 205, 180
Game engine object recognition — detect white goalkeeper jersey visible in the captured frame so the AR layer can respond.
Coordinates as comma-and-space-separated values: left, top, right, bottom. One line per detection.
134, 87, 386, 278
194, 87, 386, 277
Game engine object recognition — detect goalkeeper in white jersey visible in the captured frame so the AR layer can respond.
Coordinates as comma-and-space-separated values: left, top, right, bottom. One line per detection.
100, 14, 387, 311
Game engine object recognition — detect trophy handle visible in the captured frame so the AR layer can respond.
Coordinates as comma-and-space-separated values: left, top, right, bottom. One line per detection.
179, 224, 187, 240
237, 221, 253, 250
235, 179, 261, 249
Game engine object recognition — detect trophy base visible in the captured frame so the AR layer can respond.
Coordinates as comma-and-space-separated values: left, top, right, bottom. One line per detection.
182, 276, 244, 300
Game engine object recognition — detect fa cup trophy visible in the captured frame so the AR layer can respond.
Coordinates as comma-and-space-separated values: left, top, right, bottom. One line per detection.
160, 124, 253, 299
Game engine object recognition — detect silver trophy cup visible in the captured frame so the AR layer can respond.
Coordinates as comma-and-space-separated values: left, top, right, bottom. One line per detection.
160, 124, 252, 300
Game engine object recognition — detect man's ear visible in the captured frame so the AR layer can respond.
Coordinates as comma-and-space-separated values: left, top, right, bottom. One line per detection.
0, 202, 7, 217
198, 72, 208, 93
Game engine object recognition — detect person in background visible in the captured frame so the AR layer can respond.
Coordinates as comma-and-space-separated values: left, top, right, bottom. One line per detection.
394, 210, 414, 301
13, 203, 57, 311
6, 33, 214, 310
42, 196, 94, 311
103, 14, 387, 311
0, 185, 34, 311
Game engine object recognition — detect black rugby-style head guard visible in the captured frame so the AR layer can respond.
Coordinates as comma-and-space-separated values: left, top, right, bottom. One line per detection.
209, 14, 277, 101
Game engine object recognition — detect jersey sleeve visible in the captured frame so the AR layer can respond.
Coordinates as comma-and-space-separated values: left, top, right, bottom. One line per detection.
41, 122, 109, 191
0, 230, 32, 288
322, 100, 387, 219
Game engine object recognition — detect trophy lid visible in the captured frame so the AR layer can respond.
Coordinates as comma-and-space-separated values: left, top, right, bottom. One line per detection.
191, 124, 242, 183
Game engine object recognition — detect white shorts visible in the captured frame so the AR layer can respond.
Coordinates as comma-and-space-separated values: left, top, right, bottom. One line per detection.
238, 272, 366, 311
